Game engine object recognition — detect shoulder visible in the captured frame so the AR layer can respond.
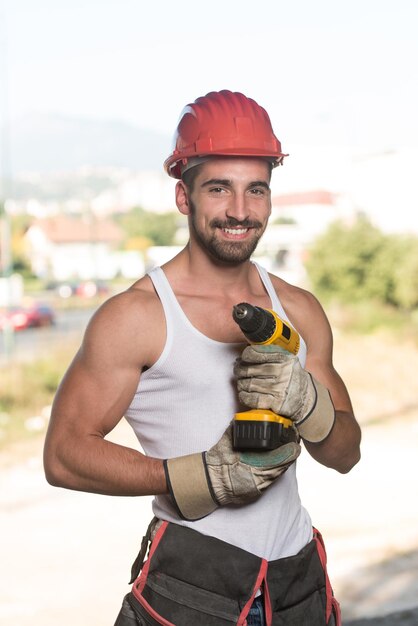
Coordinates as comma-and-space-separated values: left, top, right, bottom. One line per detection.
268, 272, 325, 320
268, 273, 333, 356
80, 274, 165, 369
88, 274, 161, 327
100, 274, 161, 319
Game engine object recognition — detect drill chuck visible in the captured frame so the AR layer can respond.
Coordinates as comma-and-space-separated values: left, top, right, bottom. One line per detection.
233, 302, 300, 354
232, 303, 276, 343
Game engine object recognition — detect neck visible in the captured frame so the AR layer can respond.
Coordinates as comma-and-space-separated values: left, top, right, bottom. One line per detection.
165, 242, 257, 295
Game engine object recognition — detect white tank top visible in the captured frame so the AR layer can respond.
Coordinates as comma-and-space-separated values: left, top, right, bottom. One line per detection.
124, 262, 313, 560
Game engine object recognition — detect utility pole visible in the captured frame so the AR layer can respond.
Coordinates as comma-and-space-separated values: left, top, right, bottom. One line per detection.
0, 1, 12, 278
0, 1, 15, 360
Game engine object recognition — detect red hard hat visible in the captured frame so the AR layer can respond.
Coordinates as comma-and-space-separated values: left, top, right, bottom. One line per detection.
164, 90, 288, 179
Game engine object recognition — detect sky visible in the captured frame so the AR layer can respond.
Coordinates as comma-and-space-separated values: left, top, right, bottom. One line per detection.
1, 0, 418, 233
1, 0, 418, 151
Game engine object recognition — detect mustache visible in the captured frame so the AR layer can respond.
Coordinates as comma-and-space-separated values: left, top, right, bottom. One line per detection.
210, 218, 263, 229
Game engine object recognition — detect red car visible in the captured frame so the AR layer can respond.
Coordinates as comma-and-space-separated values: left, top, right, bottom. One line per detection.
0, 304, 55, 331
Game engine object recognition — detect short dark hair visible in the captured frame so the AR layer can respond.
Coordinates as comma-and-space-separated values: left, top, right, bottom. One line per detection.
181, 163, 204, 192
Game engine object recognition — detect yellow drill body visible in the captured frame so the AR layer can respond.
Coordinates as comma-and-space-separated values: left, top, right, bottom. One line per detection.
232, 303, 300, 450
251, 308, 300, 354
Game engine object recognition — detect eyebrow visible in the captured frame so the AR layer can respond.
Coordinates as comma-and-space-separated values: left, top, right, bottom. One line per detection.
200, 178, 271, 190
201, 178, 231, 188
249, 180, 271, 191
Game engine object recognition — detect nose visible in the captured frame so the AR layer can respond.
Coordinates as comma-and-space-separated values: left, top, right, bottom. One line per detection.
225, 192, 250, 222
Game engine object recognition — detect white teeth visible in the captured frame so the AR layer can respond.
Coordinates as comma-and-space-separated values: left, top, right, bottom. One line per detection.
223, 228, 248, 235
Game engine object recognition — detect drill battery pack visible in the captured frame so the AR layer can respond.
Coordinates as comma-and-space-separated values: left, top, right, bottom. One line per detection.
233, 409, 298, 450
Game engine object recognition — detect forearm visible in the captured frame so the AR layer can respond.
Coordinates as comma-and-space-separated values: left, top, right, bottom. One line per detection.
303, 410, 361, 473
44, 435, 168, 496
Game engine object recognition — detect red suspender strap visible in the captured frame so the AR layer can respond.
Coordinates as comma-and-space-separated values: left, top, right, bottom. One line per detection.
313, 528, 341, 626
134, 520, 169, 595
237, 558, 270, 626
132, 521, 177, 626
133, 594, 176, 626
263, 575, 273, 626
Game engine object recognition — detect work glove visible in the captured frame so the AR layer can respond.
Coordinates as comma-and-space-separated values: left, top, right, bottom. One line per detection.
234, 345, 335, 443
164, 423, 300, 521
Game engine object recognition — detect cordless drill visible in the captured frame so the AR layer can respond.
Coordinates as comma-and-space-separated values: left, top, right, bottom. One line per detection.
232, 302, 300, 450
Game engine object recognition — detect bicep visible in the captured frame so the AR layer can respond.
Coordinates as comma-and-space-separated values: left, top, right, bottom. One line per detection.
302, 302, 353, 414
47, 302, 149, 443
50, 350, 141, 440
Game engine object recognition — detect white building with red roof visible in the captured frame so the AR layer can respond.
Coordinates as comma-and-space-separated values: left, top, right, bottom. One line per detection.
254, 188, 352, 285
24, 215, 126, 280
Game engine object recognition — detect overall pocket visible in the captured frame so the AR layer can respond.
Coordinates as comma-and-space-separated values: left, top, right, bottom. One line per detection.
271, 589, 327, 626
137, 570, 240, 625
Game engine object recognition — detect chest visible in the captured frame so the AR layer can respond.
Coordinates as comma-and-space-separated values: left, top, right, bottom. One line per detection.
176, 294, 274, 343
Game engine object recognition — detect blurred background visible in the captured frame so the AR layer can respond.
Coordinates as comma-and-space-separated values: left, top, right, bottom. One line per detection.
1, 1, 418, 624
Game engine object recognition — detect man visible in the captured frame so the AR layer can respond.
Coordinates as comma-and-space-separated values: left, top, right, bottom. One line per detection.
44, 90, 361, 626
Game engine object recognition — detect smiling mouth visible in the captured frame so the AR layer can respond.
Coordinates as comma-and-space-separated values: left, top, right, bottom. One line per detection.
222, 227, 250, 235
210, 218, 263, 239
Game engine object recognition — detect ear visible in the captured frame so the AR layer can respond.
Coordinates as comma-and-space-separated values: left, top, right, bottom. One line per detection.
175, 180, 191, 216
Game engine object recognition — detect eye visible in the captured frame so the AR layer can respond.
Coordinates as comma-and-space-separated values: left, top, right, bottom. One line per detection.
249, 187, 265, 195
209, 187, 226, 194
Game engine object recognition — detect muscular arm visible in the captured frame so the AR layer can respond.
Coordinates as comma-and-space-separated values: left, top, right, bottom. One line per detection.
294, 293, 361, 473
43, 289, 167, 496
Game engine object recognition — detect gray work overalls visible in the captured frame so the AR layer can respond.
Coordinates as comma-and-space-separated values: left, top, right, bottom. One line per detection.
115, 519, 341, 626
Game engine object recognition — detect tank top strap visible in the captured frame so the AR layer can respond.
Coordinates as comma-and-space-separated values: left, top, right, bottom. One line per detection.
147, 266, 227, 346
148, 266, 177, 309
148, 265, 196, 331
252, 261, 307, 366
147, 266, 228, 348
252, 262, 288, 320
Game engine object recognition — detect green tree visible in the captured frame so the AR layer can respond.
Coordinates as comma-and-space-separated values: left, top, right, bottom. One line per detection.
367, 235, 404, 305
393, 238, 418, 309
10, 215, 35, 278
305, 216, 387, 303
115, 207, 178, 247
305, 216, 418, 311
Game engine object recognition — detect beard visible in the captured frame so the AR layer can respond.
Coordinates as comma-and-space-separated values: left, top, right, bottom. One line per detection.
189, 199, 266, 265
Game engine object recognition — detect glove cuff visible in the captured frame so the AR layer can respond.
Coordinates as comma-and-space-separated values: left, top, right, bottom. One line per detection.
164, 453, 218, 521
295, 376, 335, 443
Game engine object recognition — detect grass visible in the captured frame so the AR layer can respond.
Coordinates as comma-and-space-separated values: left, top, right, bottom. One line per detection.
0, 341, 78, 449
1, 299, 418, 451
325, 300, 418, 345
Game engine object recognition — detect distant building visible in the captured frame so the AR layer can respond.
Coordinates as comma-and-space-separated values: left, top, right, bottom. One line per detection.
254, 189, 351, 285
270, 189, 346, 235
24, 215, 125, 280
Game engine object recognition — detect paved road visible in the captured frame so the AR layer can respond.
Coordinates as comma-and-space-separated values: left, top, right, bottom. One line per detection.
0, 307, 95, 365
1, 330, 418, 624
346, 608, 418, 626
2, 407, 418, 626
1, 423, 153, 625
